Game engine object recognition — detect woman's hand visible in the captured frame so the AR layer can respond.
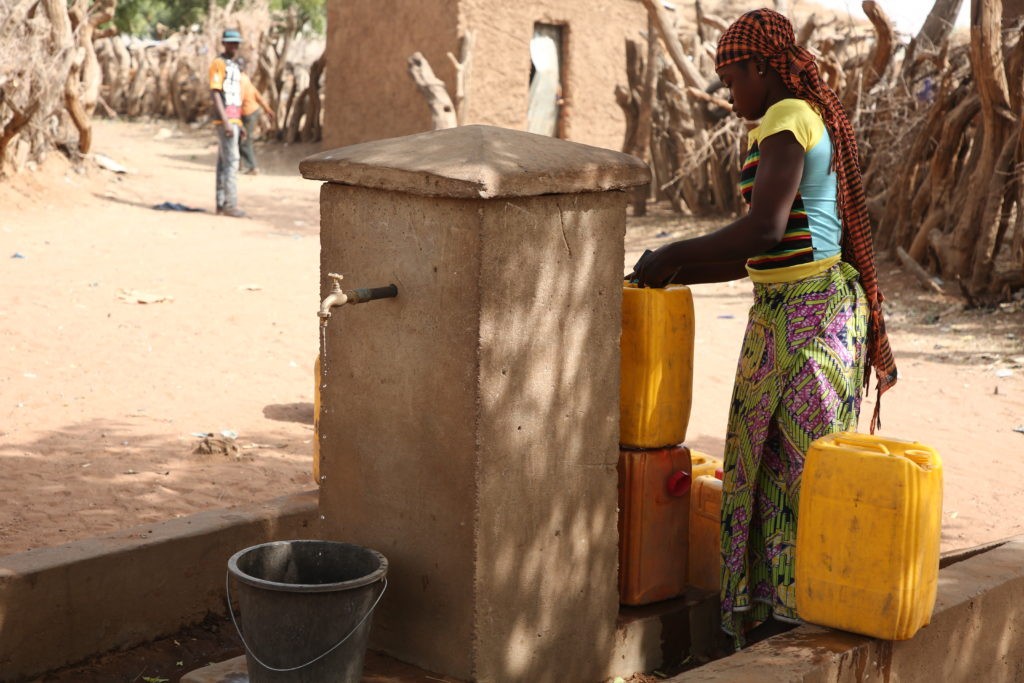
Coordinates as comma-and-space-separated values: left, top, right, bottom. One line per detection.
627, 246, 683, 288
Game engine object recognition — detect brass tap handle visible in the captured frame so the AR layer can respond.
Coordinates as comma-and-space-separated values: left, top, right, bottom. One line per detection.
326, 272, 344, 292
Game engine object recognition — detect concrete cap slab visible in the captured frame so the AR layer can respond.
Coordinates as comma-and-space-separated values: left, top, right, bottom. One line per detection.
299, 125, 651, 199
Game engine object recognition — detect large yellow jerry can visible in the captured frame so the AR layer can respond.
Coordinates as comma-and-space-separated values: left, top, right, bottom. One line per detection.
796, 432, 943, 640
620, 284, 695, 449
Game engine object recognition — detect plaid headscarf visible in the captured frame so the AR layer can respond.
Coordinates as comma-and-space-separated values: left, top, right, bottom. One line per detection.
717, 8, 897, 431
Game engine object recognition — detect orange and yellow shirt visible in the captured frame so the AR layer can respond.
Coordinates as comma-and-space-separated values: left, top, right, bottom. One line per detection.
209, 56, 242, 125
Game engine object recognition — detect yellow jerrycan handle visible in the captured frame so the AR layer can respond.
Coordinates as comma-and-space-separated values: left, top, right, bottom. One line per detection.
831, 433, 890, 455
902, 449, 935, 467
832, 433, 935, 467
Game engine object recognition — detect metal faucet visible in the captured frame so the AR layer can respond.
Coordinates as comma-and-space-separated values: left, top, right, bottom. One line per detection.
318, 273, 398, 319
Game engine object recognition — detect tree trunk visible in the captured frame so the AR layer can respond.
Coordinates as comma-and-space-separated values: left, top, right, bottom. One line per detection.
617, 39, 643, 154
46, 0, 92, 153
79, 0, 117, 117
638, 0, 708, 91
300, 51, 326, 142
946, 0, 1011, 281
0, 101, 39, 165
969, 128, 1020, 291
845, 1, 893, 112
110, 34, 131, 111
447, 31, 473, 125
917, 0, 965, 49
630, 20, 658, 216
126, 44, 150, 118
903, 0, 964, 79
407, 52, 457, 130
283, 64, 309, 143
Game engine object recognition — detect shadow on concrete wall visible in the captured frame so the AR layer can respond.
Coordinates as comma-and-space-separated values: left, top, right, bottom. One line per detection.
915, 540, 1024, 681
474, 193, 621, 681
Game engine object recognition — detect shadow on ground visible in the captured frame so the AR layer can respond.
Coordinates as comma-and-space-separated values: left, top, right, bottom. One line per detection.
263, 402, 315, 425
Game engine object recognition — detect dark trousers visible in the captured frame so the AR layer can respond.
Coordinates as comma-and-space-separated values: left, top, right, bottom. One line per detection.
239, 111, 260, 171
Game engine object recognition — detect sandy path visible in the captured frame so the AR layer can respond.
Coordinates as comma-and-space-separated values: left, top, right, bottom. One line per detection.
0, 121, 322, 553
1, 119, 1023, 556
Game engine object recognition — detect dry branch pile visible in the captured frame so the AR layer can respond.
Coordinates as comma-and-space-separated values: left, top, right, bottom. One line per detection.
625, 0, 1024, 302
866, 0, 1024, 301
94, 5, 325, 144
0, 0, 325, 177
1, 0, 116, 173
621, 0, 884, 217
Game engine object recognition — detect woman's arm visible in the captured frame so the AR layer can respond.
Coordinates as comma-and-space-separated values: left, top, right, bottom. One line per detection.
633, 130, 806, 287
671, 260, 749, 285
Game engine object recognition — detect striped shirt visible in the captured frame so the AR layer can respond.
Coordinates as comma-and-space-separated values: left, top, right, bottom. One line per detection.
741, 99, 841, 271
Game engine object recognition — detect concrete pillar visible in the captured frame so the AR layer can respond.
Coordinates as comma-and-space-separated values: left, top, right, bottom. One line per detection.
300, 125, 648, 682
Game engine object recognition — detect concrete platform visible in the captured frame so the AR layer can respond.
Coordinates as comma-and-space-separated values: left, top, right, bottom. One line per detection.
0, 490, 319, 681
185, 590, 723, 682
186, 537, 1024, 682
667, 537, 1024, 682
182, 650, 464, 682
611, 588, 729, 674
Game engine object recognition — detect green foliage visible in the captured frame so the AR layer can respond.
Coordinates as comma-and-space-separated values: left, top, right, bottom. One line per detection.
271, 0, 326, 33
113, 0, 208, 36
113, 0, 326, 37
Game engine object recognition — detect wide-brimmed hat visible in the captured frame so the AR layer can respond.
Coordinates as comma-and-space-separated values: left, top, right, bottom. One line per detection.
222, 29, 242, 43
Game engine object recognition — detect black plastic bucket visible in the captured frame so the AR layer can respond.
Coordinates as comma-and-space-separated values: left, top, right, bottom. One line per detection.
227, 540, 388, 682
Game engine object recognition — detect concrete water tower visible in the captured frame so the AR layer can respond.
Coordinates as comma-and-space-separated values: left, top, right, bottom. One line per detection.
301, 124, 649, 682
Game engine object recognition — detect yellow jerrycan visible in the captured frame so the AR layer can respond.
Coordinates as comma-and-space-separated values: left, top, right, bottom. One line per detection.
688, 475, 723, 593
691, 449, 723, 480
795, 432, 943, 640
620, 283, 695, 449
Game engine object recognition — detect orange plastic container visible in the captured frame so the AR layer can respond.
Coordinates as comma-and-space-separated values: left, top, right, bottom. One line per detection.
618, 445, 692, 606
688, 475, 723, 593
796, 432, 943, 640
691, 450, 723, 480
620, 284, 695, 449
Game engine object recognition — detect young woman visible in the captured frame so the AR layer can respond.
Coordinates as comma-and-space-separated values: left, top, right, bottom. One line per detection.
630, 9, 898, 647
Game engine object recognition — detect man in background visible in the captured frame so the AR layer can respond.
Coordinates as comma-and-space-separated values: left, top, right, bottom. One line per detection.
209, 28, 245, 217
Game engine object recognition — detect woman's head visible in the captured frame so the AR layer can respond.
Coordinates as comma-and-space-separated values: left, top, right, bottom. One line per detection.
716, 55, 779, 120
716, 9, 801, 73
715, 9, 818, 119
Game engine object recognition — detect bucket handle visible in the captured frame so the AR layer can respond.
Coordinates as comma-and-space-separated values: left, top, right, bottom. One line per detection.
226, 571, 387, 673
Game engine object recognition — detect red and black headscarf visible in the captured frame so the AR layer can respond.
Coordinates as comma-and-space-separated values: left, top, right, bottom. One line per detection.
717, 8, 897, 431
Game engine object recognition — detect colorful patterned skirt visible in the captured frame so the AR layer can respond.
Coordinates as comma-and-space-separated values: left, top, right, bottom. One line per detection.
719, 260, 868, 648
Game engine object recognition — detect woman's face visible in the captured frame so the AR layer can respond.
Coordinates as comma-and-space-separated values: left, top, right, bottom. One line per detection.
717, 60, 768, 121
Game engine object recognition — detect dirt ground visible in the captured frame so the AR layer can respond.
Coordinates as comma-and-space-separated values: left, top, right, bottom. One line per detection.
1, 119, 1023, 563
